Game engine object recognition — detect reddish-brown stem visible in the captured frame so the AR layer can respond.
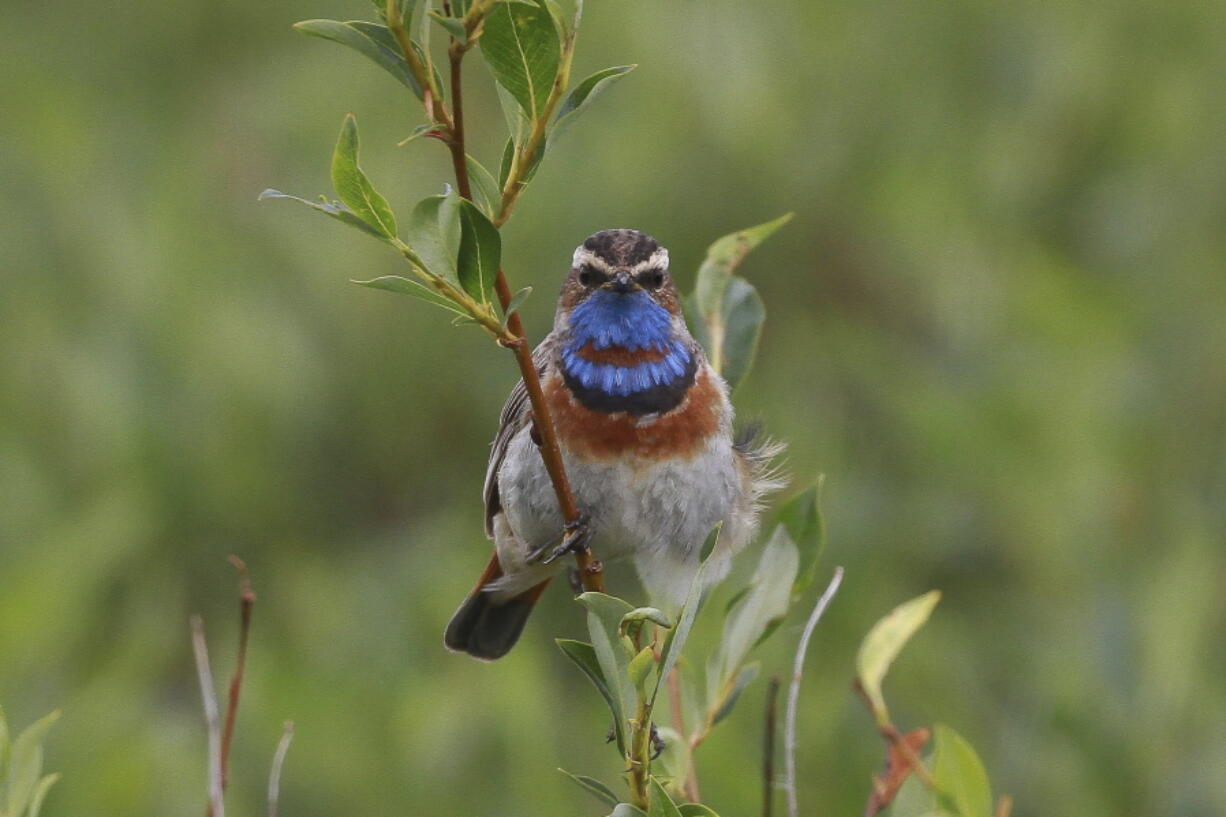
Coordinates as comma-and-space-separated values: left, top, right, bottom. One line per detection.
763, 676, 781, 817
439, 20, 601, 592
446, 42, 472, 201
666, 666, 700, 801
220, 555, 255, 791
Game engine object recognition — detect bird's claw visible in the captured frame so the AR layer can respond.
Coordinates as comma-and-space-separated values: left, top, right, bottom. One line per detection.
539, 514, 593, 565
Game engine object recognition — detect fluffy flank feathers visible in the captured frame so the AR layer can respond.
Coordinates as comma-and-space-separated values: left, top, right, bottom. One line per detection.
733, 421, 789, 508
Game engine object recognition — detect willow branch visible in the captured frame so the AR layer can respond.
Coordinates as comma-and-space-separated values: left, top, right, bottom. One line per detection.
763, 676, 782, 817
436, 13, 601, 591
386, 0, 453, 130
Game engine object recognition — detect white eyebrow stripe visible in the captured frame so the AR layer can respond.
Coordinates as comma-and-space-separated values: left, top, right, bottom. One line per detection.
571, 247, 615, 273
630, 248, 669, 273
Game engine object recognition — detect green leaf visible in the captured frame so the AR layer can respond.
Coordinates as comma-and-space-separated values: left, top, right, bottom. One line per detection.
722, 277, 766, 390
502, 286, 533, 323
932, 724, 992, 817
6, 710, 59, 817
456, 199, 501, 302
856, 591, 941, 727
779, 478, 827, 598
888, 773, 941, 817
648, 776, 683, 817
558, 768, 620, 807
556, 639, 626, 754
549, 65, 636, 147
627, 645, 656, 691
709, 525, 798, 701
350, 275, 464, 315
650, 525, 718, 708
611, 805, 648, 817
259, 190, 391, 240
397, 123, 438, 146
693, 213, 792, 321
464, 154, 503, 216
294, 20, 427, 99
26, 772, 60, 817
620, 607, 672, 635
331, 114, 397, 239
480, 0, 560, 121
709, 661, 760, 725
651, 726, 689, 795
678, 806, 722, 817
405, 194, 461, 282
579, 593, 637, 731
427, 10, 468, 42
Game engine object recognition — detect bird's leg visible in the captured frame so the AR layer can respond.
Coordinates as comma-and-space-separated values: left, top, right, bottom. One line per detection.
540, 513, 593, 565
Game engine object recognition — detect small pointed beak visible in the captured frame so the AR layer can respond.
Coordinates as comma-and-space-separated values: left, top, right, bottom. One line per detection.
607, 272, 637, 294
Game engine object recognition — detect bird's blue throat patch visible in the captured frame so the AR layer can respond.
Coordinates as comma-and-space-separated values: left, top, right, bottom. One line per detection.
562, 290, 696, 414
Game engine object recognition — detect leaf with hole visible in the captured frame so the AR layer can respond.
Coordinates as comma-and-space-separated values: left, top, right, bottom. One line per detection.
480, 0, 560, 121
856, 591, 941, 726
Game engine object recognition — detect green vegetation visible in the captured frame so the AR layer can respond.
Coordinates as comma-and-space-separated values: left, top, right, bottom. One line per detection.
1, 0, 1223, 815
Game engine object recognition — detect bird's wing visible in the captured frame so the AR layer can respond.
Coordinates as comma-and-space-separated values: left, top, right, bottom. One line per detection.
483, 337, 556, 537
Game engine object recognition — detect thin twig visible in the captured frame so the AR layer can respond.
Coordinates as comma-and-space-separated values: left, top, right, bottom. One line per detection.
191, 615, 225, 817
785, 566, 845, 817
667, 667, 700, 801
220, 555, 256, 791
762, 675, 782, 817
267, 721, 295, 817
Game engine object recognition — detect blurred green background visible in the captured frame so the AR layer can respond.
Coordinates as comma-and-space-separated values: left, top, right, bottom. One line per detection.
2, 0, 1224, 814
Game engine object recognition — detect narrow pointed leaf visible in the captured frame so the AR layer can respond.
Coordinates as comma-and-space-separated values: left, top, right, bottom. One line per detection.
709, 525, 798, 700
405, 194, 462, 283
579, 593, 636, 728
456, 199, 501, 302
502, 286, 533, 322
650, 525, 718, 708
350, 275, 464, 314
611, 805, 648, 817
647, 777, 683, 817
6, 710, 59, 817
465, 154, 502, 216
693, 213, 793, 321
427, 10, 467, 42
556, 639, 626, 754
331, 114, 397, 239
932, 724, 992, 817
678, 806, 722, 817
710, 661, 760, 725
259, 190, 390, 240
27, 772, 61, 817
480, 0, 560, 120
549, 65, 636, 146
558, 768, 620, 807
294, 20, 425, 98
718, 277, 765, 389
779, 478, 826, 598
627, 645, 656, 691
856, 591, 941, 726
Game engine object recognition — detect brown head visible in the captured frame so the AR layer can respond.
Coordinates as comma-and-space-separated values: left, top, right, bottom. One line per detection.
558, 229, 681, 314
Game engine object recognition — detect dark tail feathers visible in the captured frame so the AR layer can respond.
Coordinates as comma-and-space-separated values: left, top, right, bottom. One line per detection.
444, 567, 549, 660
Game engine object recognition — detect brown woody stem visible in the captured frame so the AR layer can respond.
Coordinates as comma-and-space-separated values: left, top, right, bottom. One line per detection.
220, 555, 255, 792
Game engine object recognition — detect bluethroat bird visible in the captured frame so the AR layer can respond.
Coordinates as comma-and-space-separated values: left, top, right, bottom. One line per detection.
445, 229, 784, 660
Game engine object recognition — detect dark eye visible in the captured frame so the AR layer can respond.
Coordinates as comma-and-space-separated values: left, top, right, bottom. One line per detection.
578, 267, 597, 287
641, 269, 665, 289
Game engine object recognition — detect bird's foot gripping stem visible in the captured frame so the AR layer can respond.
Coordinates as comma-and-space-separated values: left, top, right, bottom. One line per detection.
529, 514, 593, 566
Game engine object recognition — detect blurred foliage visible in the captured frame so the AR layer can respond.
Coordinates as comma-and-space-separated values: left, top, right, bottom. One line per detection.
1, 0, 1224, 815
